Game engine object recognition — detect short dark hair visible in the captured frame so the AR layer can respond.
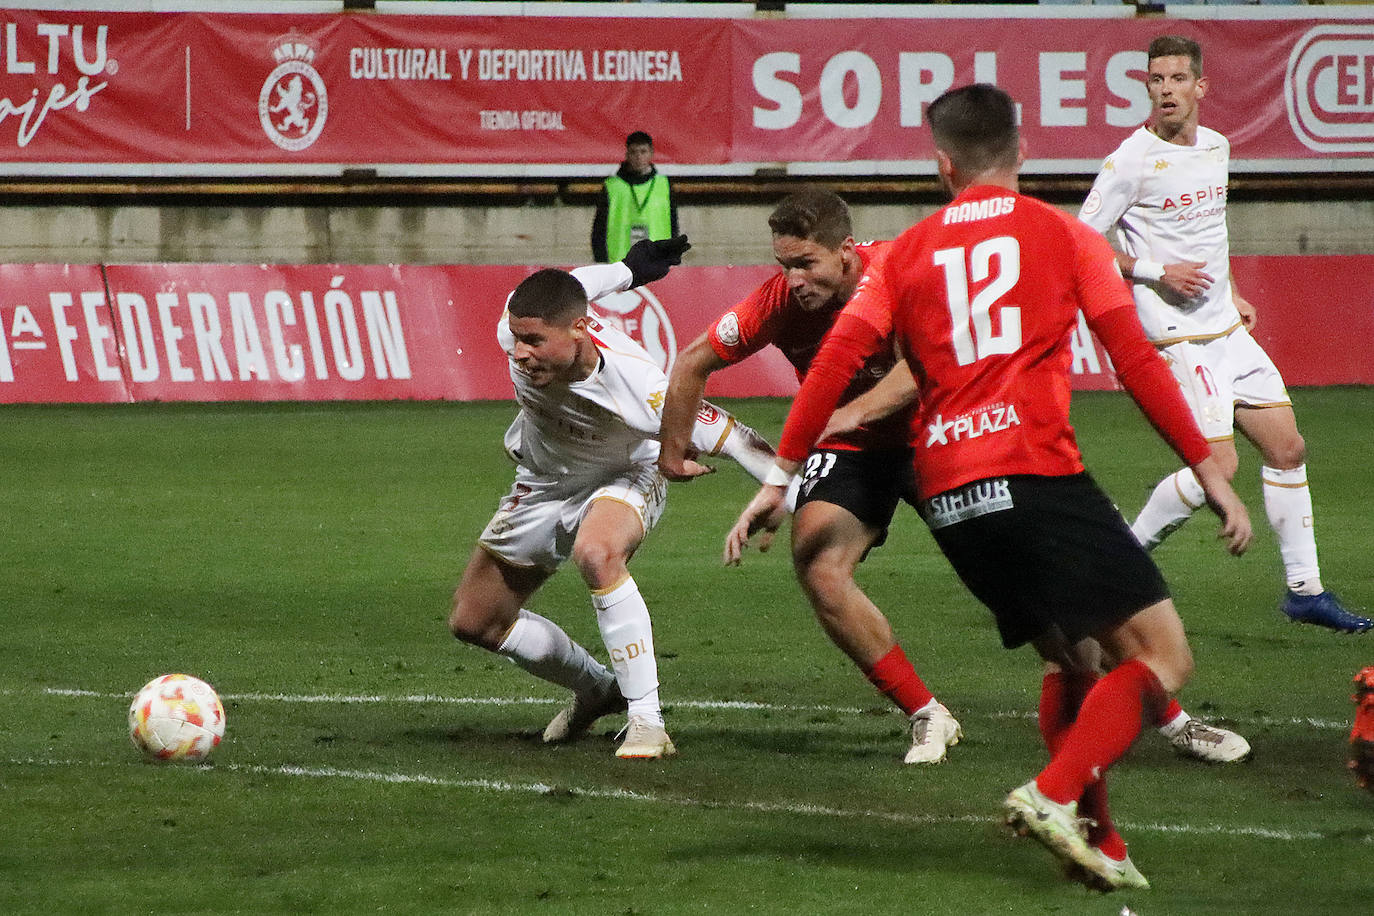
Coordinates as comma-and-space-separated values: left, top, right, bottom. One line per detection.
1148, 35, 1203, 78
508, 269, 588, 324
626, 130, 653, 148
767, 187, 853, 249
927, 84, 1020, 176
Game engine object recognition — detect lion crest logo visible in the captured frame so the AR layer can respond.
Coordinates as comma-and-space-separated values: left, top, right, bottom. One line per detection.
259, 32, 328, 152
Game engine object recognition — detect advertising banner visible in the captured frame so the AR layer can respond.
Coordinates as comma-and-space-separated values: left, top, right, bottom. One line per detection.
0, 8, 1368, 173
0, 264, 129, 403
10, 256, 1364, 406
732, 17, 1363, 169
1233, 254, 1374, 388
0, 9, 731, 169
98, 263, 530, 402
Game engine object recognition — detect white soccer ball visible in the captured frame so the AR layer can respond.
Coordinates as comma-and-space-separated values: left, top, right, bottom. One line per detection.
128, 674, 226, 762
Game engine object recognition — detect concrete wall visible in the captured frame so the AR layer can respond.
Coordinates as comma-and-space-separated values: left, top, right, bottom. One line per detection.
2, 198, 1371, 266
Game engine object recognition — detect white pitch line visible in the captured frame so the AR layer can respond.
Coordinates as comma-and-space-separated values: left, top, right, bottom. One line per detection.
27, 686, 1350, 731
7, 756, 1363, 845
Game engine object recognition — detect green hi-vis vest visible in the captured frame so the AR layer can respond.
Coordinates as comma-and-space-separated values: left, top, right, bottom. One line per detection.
603, 173, 672, 262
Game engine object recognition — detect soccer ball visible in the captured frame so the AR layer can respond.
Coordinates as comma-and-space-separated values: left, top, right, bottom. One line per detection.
128, 674, 226, 761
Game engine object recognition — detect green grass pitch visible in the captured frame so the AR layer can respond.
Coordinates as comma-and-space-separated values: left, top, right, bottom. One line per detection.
1, 390, 1370, 914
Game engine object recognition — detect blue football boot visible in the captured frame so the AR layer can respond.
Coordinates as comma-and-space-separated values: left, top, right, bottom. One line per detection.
1281, 590, 1373, 633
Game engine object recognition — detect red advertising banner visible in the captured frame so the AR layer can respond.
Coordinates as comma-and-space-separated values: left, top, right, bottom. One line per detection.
0, 9, 731, 169
0, 264, 129, 403
1234, 254, 1374, 387
0, 8, 1368, 174
4, 256, 1363, 406
99, 263, 538, 402
731, 16, 1363, 169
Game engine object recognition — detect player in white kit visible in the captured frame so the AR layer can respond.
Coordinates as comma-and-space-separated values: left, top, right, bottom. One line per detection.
1080, 35, 1369, 635
449, 237, 779, 759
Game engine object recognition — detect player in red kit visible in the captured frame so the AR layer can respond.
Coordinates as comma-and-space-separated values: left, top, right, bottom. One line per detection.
729, 85, 1251, 891
659, 189, 962, 765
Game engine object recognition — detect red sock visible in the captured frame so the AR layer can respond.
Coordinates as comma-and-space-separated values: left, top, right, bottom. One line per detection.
1080, 777, 1127, 859
1035, 659, 1166, 805
1041, 671, 1123, 854
1155, 697, 1184, 728
1038, 671, 1070, 750
1038, 670, 1097, 753
865, 645, 935, 715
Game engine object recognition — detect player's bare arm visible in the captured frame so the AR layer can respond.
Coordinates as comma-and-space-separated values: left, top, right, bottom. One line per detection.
1158, 260, 1213, 299
1125, 253, 1213, 299
819, 357, 915, 442
658, 331, 730, 480
722, 457, 800, 566
1192, 455, 1252, 555
1232, 283, 1258, 330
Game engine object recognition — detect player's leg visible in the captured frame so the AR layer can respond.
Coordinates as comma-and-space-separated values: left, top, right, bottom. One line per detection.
450, 546, 620, 715
791, 499, 893, 668
571, 475, 675, 758
1227, 327, 1370, 631
1009, 600, 1186, 890
460, 475, 626, 742
1235, 404, 1370, 631
1131, 340, 1238, 548
922, 473, 1168, 887
1081, 631, 1250, 763
791, 448, 960, 764
1037, 599, 1190, 796
1035, 653, 1144, 889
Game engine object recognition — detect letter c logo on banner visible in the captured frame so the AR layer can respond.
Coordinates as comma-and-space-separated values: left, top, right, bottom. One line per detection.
1285, 25, 1374, 153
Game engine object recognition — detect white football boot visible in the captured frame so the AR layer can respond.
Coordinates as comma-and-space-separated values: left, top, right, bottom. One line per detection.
543, 680, 627, 744
904, 702, 963, 765
1167, 718, 1251, 764
614, 715, 677, 759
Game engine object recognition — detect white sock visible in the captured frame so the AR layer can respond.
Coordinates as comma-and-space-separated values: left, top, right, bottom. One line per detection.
690, 401, 775, 484
592, 576, 663, 726
1131, 468, 1206, 549
1262, 465, 1322, 593
496, 609, 614, 696
1157, 709, 1191, 739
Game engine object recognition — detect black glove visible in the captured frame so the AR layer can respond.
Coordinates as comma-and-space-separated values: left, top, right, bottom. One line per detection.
622, 235, 691, 288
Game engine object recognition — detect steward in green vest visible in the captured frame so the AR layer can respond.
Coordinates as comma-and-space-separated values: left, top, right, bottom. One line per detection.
592, 131, 679, 262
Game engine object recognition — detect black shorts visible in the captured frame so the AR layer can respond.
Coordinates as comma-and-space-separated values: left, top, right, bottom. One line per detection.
794, 447, 917, 545
919, 473, 1169, 649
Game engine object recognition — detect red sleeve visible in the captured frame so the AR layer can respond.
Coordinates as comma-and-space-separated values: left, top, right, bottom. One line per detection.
1070, 217, 1137, 319
777, 312, 886, 462
1089, 306, 1210, 467
707, 273, 788, 365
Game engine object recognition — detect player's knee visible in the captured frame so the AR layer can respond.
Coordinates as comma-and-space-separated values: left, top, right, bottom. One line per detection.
447, 604, 480, 644
1265, 433, 1306, 469
448, 592, 500, 648
571, 540, 625, 590
1145, 648, 1193, 696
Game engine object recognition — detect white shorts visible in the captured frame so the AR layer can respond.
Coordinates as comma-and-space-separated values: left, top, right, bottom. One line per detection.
1159, 327, 1291, 441
478, 464, 667, 572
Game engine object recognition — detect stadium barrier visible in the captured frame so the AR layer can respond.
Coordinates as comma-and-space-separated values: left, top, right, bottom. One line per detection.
1, 6, 1372, 178
0, 256, 1367, 404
